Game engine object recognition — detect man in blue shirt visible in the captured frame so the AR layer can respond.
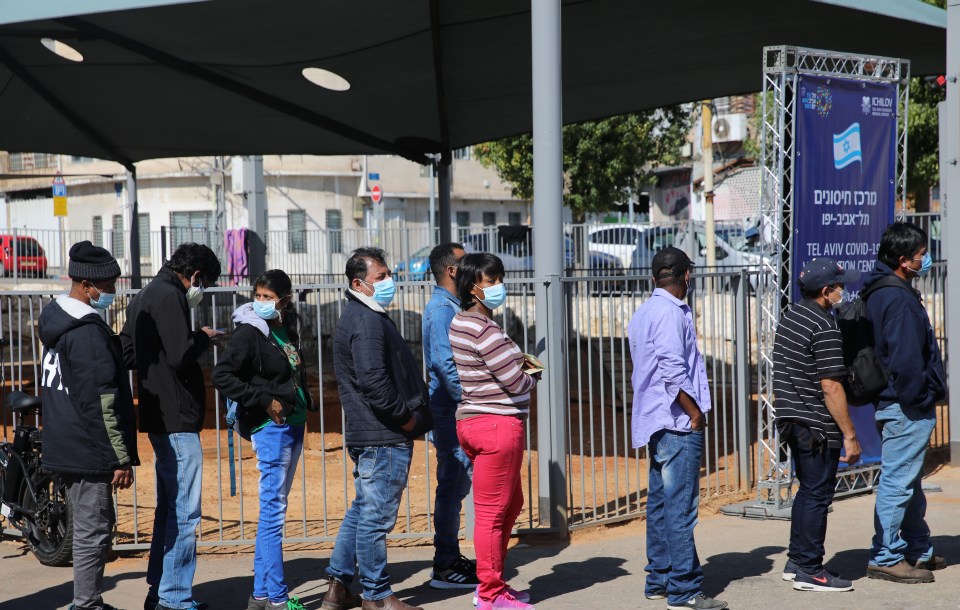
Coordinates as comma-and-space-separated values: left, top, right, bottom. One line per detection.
422, 242, 478, 589
628, 247, 726, 610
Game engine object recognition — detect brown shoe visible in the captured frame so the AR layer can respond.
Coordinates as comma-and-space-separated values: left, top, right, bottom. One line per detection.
912, 555, 947, 571
866, 560, 935, 583
321, 577, 363, 610
360, 594, 423, 610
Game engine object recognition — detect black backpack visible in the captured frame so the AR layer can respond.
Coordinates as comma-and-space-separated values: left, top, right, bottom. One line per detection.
835, 276, 913, 405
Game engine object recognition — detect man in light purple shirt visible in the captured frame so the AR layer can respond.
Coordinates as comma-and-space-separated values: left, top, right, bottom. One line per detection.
628, 246, 725, 610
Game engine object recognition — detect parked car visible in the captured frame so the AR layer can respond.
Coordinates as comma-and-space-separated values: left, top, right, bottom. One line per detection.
392, 245, 433, 281
0, 235, 48, 277
586, 223, 648, 269
629, 225, 764, 292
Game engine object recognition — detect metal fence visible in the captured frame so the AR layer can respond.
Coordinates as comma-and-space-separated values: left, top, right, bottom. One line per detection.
0, 270, 769, 547
0, 250, 949, 548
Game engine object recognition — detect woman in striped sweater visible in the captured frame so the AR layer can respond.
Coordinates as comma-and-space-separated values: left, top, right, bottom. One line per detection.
449, 253, 541, 610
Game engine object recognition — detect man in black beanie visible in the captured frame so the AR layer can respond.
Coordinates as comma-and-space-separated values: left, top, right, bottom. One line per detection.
39, 240, 138, 610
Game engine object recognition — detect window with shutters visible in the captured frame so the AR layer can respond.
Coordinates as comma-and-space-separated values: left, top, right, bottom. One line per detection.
482, 212, 496, 227
508, 212, 522, 226
326, 209, 343, 254
456, 211, 470, 227
137, 214, 150, 257
112, 215, 125, 257
92, 216, 103, 247
288, 209, 307, 254
170, 211, 214, 247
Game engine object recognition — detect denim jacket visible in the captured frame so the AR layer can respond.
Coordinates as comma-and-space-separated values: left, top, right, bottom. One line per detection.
423, 285, 462, 413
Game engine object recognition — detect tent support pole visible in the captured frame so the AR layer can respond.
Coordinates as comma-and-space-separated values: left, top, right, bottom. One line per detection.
531, 0, 568, 537
944, 0, 960, 459
438, 151, 452, 243
126, 167, 142, 289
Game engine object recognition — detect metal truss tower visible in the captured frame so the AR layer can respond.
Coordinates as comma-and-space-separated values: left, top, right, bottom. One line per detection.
751, 46, 910, 517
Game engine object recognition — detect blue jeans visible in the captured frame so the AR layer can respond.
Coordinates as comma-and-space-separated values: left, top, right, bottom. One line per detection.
645, 429, 704, 605
428, 411, 473, 567
782, 422, 840, 573
252, 423, 305, 603
147, 433, 203, 610
870, 403, 936, 567
326, 443, 413, 601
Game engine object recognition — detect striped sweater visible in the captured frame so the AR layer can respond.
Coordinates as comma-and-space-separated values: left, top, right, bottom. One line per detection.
449, 311, 536, 418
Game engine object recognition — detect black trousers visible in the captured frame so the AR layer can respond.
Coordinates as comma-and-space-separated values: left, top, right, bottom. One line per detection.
782, 422, 840, 574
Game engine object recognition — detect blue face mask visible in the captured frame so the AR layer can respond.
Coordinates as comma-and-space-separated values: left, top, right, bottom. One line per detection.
917, 252, 932, 277
253, 299, 280, 320
474, 282, 506, 310
87, 285, 115, 310
362, 277, 396, 308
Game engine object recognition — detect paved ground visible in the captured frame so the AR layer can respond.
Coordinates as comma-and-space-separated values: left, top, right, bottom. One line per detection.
2, 466, 958, 610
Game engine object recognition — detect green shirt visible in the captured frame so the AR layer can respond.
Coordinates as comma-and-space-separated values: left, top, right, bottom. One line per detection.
252, 326, 308, 433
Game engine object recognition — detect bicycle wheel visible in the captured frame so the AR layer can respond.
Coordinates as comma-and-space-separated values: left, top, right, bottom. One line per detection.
20, 471, 73, 566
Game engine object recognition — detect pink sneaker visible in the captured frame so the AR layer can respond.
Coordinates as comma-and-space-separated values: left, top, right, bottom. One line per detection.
473, 586, 530, 606
475, 590, 535, 610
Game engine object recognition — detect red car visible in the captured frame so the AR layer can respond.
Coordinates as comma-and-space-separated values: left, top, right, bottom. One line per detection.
0, 235, 48, 277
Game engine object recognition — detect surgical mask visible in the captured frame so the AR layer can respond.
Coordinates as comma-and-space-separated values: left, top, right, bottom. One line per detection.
253, 299, 280, 320
828, 287, 846, 310
474, 282, 506, 310
362, 277, 396, 307
88, 286, 115, 310
185, 284, 204, 308
917, 252, 932, 278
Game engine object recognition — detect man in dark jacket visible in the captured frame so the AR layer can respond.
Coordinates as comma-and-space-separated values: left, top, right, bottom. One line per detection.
39, 241, 137, 610
323, 247, 431, 610
863, 222, 946, 584
120, 243, 221, 610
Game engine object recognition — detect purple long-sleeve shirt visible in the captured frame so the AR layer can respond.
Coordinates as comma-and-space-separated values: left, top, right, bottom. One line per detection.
628, 288, 711, 448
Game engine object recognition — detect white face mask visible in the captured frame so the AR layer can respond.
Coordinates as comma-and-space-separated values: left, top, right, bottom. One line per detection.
185, 284, 204, 308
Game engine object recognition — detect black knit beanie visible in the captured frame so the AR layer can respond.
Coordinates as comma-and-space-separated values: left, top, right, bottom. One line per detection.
68, 240, 121, 281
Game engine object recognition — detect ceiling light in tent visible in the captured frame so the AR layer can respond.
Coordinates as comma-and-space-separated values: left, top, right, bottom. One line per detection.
41, 38, 84, 62
302, 67, 350, 91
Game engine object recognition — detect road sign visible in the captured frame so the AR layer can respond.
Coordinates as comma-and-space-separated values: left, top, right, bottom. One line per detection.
52, 172, 67, 216
371, 184, 383, 203
368, 172, 380, 181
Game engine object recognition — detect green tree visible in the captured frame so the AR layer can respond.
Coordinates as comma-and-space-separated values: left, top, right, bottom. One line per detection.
474, 108, 690, 219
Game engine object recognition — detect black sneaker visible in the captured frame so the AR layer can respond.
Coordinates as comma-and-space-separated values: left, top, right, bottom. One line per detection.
645, 588, 666, 600
781, 559, 798, 581
793, 569, 853, 592
667, 593, 728, 610
430, 555, 480, 589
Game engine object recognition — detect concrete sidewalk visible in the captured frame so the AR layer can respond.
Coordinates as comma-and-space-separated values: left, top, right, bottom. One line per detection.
2, 466, 958, 610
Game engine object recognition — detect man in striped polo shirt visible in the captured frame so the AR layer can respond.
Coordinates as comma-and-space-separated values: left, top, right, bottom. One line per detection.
773, 257, 862, 592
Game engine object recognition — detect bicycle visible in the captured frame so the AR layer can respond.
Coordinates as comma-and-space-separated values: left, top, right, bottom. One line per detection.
0, 390, 73, 566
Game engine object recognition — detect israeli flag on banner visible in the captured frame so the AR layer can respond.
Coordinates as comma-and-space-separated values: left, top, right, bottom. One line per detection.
832, 123, 862, 170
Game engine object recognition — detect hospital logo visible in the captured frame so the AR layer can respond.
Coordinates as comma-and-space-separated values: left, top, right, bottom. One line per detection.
861, 96, 871, 115
801, 86, 833, 118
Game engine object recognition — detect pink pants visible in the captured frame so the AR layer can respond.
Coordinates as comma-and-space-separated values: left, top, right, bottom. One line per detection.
457, 415, 525, 602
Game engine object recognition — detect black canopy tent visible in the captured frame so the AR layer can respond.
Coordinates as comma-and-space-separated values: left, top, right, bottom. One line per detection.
0, 0, 945, 165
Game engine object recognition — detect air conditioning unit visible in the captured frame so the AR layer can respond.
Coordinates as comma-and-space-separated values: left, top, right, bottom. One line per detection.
712, 113, 748, 143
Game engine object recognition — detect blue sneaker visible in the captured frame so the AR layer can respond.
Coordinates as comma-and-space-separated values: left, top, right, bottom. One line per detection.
793, 568, 853, 592
781, 559, 798, 581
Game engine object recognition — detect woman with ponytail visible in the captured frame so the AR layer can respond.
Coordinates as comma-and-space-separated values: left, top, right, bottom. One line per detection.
213, 269, 326, 610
